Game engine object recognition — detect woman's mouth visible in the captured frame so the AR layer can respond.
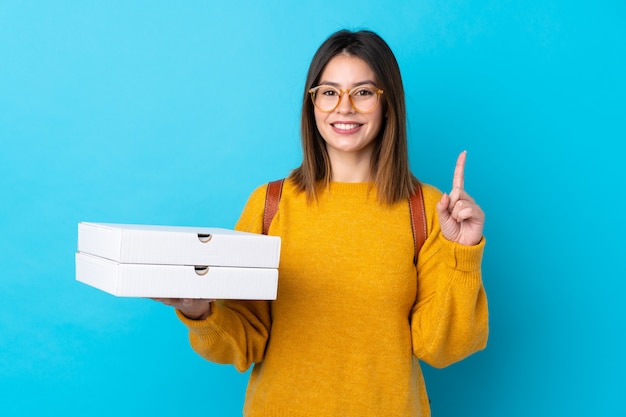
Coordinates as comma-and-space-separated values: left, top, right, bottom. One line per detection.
331, 122, 362, 133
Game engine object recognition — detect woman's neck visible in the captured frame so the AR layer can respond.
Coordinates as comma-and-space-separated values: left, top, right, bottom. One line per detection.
328, 149, 374, 183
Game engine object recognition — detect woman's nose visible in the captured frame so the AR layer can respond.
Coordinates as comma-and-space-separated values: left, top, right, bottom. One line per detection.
335, 91, 355, 113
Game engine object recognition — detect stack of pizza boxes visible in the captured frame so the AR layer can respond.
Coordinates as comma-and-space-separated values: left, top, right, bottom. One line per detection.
75, 222, 281, 300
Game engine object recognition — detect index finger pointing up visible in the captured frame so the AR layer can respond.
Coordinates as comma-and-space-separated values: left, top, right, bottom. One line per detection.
452, 151, 467, 190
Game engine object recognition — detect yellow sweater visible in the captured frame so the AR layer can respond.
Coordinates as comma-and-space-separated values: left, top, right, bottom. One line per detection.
177, 179, 488, 417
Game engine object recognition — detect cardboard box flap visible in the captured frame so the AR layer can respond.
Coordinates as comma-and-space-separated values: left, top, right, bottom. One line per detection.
77, 222, 280, 268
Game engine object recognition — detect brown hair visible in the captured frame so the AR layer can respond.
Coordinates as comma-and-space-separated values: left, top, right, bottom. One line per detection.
289, 29, 418, 205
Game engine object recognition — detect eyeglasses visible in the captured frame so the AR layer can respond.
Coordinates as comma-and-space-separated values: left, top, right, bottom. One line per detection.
309, 84, 384, 113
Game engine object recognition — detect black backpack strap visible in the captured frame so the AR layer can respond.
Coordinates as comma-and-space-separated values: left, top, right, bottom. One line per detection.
262, 179, 285, 235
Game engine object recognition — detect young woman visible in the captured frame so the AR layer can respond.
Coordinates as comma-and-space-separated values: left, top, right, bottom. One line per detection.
157, 30, 488, 417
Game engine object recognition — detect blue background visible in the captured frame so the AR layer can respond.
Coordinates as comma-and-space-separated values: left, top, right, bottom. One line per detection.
1, 1, 625, 415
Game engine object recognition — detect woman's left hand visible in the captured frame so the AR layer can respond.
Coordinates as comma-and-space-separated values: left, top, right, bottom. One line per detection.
436, 151, 485, 246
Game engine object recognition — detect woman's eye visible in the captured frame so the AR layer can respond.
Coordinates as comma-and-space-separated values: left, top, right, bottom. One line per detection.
321, 89, 338, 96
354, 88, 374, 96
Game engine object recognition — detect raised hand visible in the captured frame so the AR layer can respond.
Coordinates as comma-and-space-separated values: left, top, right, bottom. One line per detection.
435, 151, 485, 246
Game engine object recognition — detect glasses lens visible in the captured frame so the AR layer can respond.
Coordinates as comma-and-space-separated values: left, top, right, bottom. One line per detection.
350, 87, 379, 113
312, 86, 340, 112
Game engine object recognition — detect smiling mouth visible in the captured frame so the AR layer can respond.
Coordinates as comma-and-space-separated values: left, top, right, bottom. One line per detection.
332, 123, 362, 131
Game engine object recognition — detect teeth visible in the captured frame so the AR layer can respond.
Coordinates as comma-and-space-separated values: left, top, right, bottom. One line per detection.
333, 123, 360, 130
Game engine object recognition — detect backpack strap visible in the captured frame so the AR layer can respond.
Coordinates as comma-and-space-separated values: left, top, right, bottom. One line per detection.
262, 179, 427, 264
408, 184, 427, 265
262, 179, 285, 235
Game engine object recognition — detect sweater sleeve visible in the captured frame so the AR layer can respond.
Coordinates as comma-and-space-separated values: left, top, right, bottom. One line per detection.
176, 184, 273, 372
410, 184, 489, 368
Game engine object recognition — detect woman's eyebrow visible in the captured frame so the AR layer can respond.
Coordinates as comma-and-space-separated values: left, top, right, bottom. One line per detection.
317, 80, 377, 87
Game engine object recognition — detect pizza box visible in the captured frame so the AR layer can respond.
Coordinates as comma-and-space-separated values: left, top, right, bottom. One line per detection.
75, 252, 278, 299
77, 222, 281, 268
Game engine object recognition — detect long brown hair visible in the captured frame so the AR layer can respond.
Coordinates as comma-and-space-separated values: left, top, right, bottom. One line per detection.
289, 29, 418, 205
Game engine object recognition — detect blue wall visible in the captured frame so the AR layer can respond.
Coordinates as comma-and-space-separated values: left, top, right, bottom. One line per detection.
1, 1, 624, 415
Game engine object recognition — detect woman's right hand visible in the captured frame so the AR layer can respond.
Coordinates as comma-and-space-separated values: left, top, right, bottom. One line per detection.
152, 298, 215, 320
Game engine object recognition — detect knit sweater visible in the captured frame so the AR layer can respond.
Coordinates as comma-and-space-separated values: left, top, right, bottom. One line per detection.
177, 179, 488, 417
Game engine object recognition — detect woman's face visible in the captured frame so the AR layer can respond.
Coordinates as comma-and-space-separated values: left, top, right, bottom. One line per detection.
313, 54, 384, 164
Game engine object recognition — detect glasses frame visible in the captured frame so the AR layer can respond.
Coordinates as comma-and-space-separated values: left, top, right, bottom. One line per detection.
308, 85, 384, 114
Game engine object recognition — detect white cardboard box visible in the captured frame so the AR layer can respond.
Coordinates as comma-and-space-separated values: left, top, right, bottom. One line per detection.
76, 252, 278, 299
77, 222, 281, 268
